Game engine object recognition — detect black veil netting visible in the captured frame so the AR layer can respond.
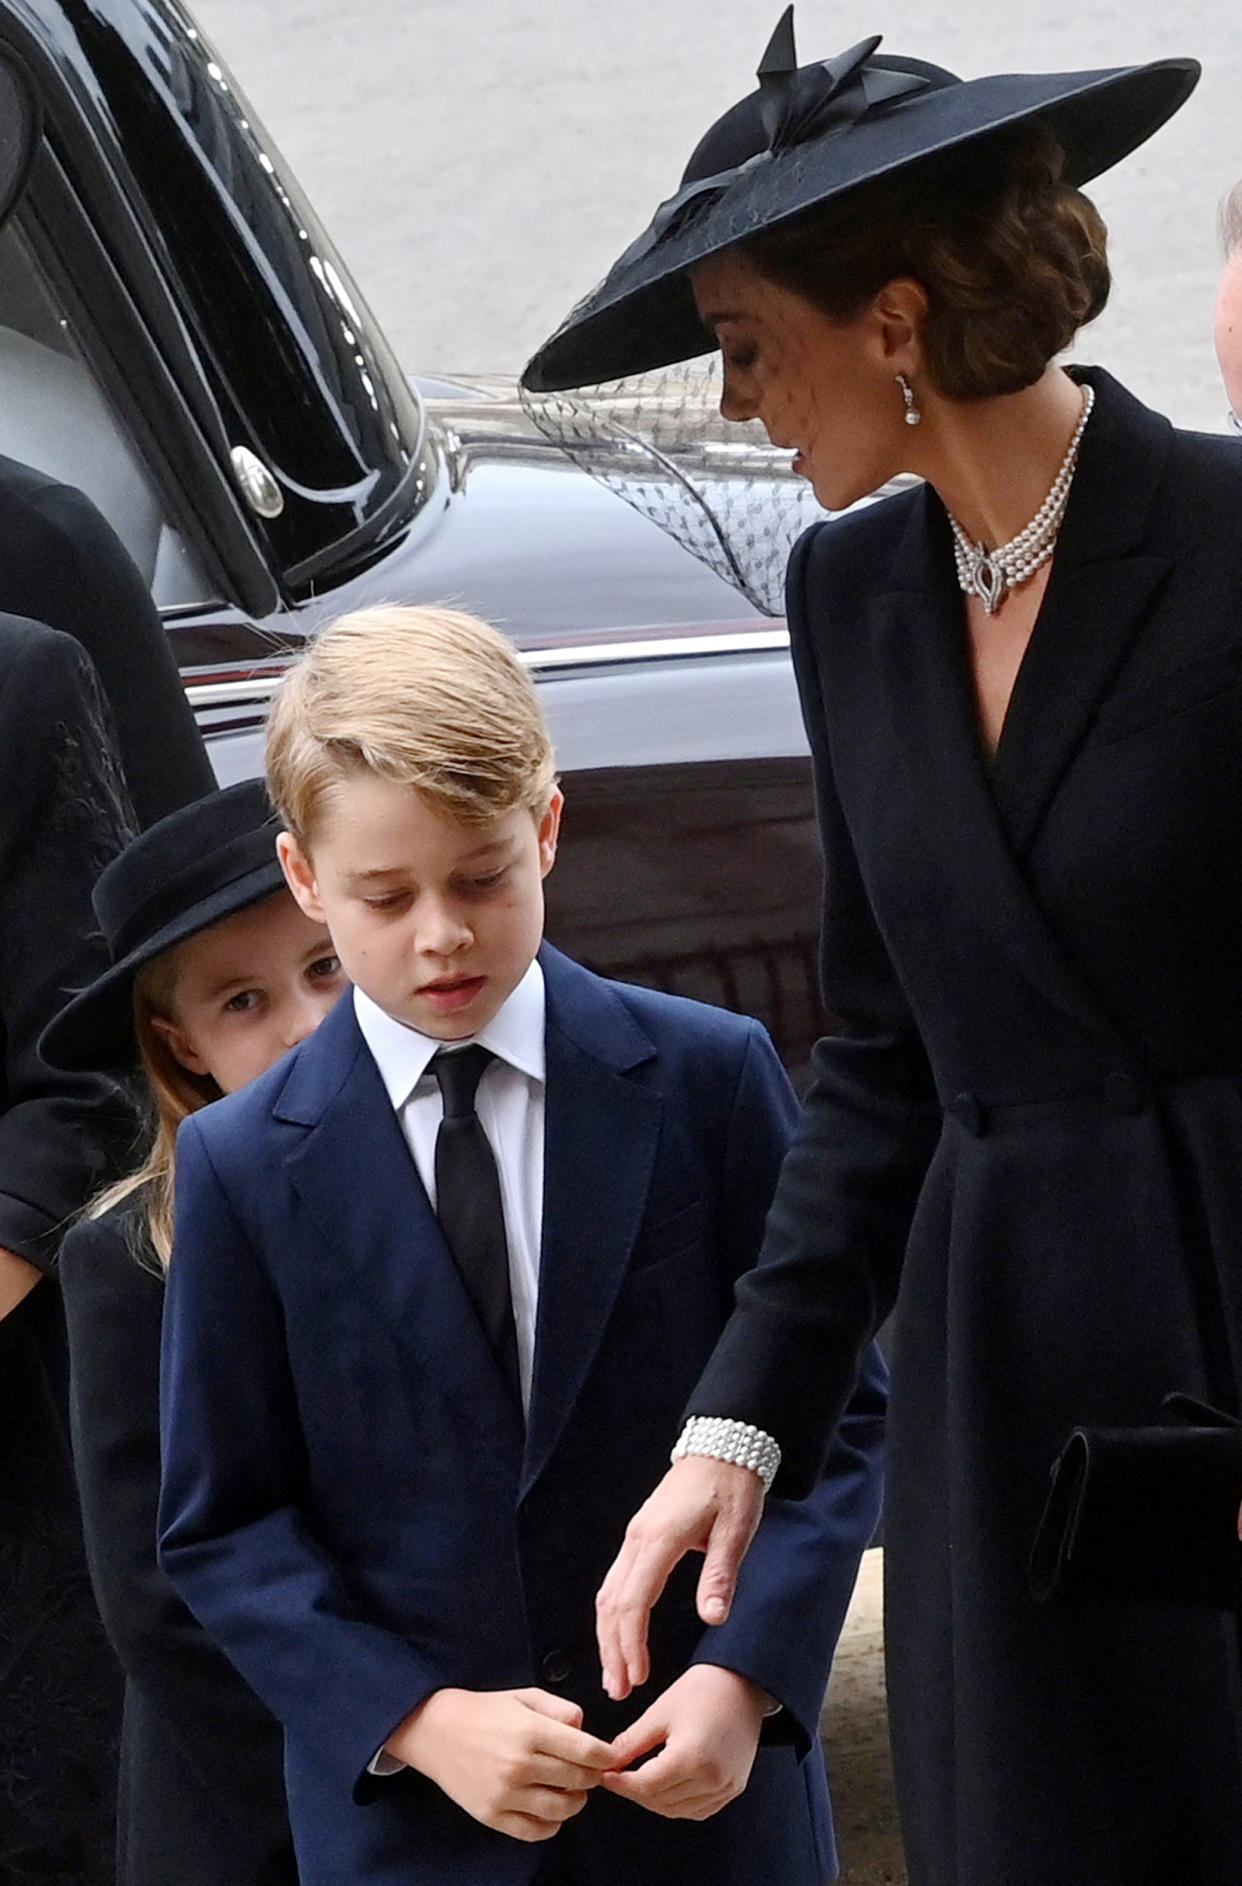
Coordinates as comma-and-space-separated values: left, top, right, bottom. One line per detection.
518, 359, 832, 617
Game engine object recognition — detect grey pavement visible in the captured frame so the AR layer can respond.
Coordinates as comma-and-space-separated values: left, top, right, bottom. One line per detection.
190, 1, 1242, 433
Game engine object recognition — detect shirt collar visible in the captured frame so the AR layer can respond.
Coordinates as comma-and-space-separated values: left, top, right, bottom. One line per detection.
354, 959, 546, 1113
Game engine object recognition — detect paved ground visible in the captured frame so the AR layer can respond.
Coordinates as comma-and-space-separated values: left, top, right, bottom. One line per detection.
822, 1550, 906, 1884
191, 0, 1242, 432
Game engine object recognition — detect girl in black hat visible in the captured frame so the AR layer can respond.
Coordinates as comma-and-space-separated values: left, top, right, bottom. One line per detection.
529, 15, 1242, 1884
46, 780, 348, 1886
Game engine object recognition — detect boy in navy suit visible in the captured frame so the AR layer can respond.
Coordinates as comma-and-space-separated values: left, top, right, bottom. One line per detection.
158, 605, 885, 1886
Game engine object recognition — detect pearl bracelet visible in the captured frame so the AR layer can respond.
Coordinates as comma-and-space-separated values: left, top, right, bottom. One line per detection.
671, 1416, 781, 1494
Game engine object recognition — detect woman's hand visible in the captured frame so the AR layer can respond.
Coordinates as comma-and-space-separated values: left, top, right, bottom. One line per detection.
595, 1456, 765, 1700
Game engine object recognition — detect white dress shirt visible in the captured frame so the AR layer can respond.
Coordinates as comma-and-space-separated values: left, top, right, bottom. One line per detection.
352, 961, 546, 1412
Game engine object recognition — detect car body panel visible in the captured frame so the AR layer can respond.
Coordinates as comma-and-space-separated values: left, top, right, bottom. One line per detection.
0, 0, 917, 1074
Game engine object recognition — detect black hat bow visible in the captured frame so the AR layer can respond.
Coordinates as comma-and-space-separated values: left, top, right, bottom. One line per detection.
617, 11, 942, 270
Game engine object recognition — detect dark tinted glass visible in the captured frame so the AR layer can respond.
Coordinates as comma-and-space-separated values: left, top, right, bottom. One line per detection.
545, 756, 824, 1087
66, 5, 423, 573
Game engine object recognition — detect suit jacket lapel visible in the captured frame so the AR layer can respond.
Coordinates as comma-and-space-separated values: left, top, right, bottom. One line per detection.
521, 947, 661, 1497
276, 997, 524, 1447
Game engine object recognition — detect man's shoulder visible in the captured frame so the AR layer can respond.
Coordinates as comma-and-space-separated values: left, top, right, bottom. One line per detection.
184, 1039, 315, 1163
542, 944, 768, 1075
603, 973, 759, 1053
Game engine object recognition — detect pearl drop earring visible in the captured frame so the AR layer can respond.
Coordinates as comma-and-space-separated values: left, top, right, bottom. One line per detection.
897, 372, 921, 426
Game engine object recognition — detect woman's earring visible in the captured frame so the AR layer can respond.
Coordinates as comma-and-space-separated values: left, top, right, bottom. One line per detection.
897, 372, 921, 427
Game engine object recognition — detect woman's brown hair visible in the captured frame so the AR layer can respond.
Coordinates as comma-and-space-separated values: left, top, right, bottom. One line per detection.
741, 126, 1109, 399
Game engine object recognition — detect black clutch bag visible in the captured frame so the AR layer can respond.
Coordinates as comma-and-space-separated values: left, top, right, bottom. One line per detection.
1029, 1396, 1242, 1609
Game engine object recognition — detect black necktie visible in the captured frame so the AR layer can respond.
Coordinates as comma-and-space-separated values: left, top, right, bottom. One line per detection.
431, 1046, 521, 1403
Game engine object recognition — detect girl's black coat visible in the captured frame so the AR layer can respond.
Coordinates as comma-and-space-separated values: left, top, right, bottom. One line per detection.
60, 1202, 297, 1886
690, 369, 1242, 1884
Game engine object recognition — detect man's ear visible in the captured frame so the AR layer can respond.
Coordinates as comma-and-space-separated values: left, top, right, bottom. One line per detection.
537, 789, 564, 879
277, 830, 325, 920
149, 1013, 210, 1078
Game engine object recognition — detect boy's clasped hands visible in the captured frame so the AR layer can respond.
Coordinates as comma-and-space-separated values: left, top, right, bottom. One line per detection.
384, 1663, 773, 1843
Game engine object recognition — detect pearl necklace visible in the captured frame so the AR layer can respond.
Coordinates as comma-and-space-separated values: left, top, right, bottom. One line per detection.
947, 384, 1094, 616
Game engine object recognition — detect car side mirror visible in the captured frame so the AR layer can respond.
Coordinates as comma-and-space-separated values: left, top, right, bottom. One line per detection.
0, 54, 40, 232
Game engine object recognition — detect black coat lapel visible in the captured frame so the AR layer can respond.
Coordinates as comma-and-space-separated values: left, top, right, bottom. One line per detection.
521, 948, 661, 1497
873, 373, 1173, 1050
989, 369, 1173, 854
874, 564, 1112, 1043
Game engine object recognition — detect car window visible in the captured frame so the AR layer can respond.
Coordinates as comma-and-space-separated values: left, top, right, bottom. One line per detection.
73, 5, 425, 577
544, 756, 824, 1088
0, 212, 213, 607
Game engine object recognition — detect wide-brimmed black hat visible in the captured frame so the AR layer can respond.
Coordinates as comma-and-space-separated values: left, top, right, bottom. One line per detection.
522, 9, 1199, 392
41, 779, 288, 1072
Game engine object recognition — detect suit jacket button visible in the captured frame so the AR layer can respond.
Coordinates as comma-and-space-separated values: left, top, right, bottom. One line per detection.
950, 1091, 986, 1136
1103, 1070, 1146, 1115
541, 1650, 572, 1686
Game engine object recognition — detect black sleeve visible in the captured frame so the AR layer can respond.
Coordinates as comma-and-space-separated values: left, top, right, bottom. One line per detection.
0, 474, 214, 827
60, 1214, 291, 1850
687, 526, 940, 1496
0, 619, 135, 1267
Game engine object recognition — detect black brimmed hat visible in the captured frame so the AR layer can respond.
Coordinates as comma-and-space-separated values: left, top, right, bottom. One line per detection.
41, 779, 287, 1072
522, 9, 1199, 392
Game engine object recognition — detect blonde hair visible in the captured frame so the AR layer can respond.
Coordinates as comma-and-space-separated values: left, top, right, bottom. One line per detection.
88, 944, 221, 1270
266, 605, 558, 846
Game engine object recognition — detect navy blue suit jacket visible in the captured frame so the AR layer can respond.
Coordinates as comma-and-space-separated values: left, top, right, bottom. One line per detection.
159, 946, 885, 1886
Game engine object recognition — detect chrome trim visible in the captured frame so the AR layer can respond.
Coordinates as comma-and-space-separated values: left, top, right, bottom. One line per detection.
523, 627, 791, 670
184, 626, 793, 712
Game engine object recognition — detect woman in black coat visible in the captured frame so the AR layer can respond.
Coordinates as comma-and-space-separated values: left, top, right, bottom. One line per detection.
0, 57, 215, 1878
524, 24, 1242, 1886
0, 493, 214, 1881
0, 618, 135, 1881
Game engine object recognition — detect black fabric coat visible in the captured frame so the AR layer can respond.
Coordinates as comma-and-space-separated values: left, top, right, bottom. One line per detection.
60, 1201, 297, 1886
0, 456, 214, 827
689, 368, 1242, 1884
0, 616, 135, 1881
0, 472, 210, 1881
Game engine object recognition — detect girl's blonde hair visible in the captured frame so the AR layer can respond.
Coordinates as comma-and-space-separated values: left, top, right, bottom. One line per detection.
87, 943, 220, 1270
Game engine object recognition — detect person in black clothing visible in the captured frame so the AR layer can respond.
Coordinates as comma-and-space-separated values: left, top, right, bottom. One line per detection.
526, 23, 1242, 1886
0, 468, 215, 1881
0, 455, 214, 827
45, 780, 348, 1886
0, 617, 135, 1882
0, 52, 215, 1881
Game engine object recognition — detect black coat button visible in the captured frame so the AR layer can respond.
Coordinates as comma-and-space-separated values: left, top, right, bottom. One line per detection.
1103, 1070, 1146, 1115
541, 1649, 572, 1685
950, 1091, 987, 1136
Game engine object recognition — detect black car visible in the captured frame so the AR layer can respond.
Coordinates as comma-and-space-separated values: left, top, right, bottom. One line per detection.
0, 0, 906, 1079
